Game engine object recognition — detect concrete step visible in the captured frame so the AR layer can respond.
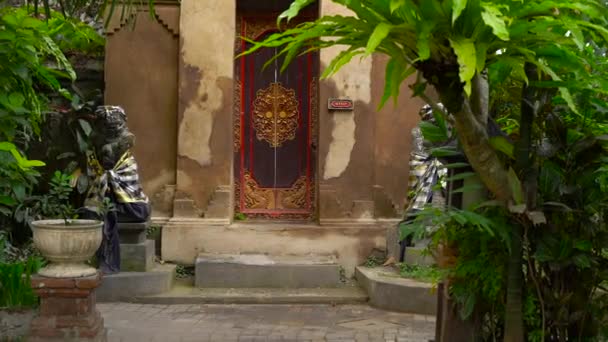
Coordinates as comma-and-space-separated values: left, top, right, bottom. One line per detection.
195, 253, 342, 288
356, 266, 437, 315
130, 280, 368, 305
97, 263, 176, 302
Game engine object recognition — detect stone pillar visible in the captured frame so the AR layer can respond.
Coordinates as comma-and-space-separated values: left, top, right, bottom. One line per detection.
173, 0, 235, 221
29, 273, 106, 342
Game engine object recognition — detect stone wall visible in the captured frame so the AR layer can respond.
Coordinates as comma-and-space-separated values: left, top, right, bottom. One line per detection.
104, 5, 180, 218
171, 0, 424, 222
106, 1, 429, 271
172, 0, 235, 220
318, 4, 424, 222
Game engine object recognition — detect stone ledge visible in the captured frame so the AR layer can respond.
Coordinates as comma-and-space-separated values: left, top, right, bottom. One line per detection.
132, 285, 368, 305
356, 266, 437, 315
97, 264, 176, 302
32, 272, 102, 290
195, 253, 342, 288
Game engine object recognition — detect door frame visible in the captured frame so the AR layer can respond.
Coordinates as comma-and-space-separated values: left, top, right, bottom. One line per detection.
232, 11, 319, 221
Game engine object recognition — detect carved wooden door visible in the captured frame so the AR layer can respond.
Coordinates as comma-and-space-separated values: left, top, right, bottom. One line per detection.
234, 15, 318, 220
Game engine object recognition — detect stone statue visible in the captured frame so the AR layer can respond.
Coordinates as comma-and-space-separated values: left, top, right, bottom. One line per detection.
406, 104, 451, 213
399, 104, 452, 261
82, 106, 150, 274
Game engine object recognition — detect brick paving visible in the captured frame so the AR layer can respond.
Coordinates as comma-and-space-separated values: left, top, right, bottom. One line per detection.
99, 303, 435, 342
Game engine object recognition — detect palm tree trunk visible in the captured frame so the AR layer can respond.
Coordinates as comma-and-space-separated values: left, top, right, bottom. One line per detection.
504, 63, 539, 342
504, 223, 524, 342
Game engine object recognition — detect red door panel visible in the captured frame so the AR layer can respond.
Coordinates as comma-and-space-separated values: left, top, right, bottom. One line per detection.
234, 15, 318, 220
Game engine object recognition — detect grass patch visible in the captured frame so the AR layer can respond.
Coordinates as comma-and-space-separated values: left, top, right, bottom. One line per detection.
363, 255, 385, 267
398, 263, 443, 283
175, 264, 195, 279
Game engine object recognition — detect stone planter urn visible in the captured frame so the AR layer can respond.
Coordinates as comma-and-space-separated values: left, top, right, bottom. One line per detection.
31, 219, 103, 278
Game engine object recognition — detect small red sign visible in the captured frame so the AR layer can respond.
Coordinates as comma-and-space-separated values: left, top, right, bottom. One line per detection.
328, 98, 354, 111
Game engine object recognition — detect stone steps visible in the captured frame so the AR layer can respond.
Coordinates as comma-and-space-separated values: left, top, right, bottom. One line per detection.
97, 263, 176, 302
130, 282, 368, 305
355, 266, 437, 315
195, 253, 343, 288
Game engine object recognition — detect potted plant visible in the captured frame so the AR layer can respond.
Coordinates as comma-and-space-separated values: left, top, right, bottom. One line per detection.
28, 171, 104, 278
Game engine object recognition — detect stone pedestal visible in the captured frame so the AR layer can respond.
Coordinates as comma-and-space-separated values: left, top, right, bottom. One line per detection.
118, 221, 155, 272
29, 273, 106, 342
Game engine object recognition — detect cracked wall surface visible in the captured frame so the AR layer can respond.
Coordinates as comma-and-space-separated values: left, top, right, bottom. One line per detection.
317, 2, 423, 219
175, 0, 235, 216
156, 0, 425, 264
108, 1, 423, 222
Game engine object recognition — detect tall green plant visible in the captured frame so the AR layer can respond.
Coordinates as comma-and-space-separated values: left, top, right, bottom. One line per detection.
0, 6, 74, 222
0, 6, 103, 237
0, 256, 42, 308
0, 142, 44, 218
0, 232, 42, 308
0, 6, 77, 143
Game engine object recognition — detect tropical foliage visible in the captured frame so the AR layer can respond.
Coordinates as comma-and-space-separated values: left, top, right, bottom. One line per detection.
22, 0, 155, 27
0, 6, 73, 224
0, 4, 104, 308
244, 0, 608, 340
0, 5, 100, 223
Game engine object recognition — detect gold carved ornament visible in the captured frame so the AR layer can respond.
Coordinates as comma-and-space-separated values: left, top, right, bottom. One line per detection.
252, 82, 300, 148
243, 172, 274, 210
278, 176, 307, 209
243, 171, 308, 210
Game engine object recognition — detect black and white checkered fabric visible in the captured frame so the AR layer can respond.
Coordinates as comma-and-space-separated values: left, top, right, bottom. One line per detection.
406, 152, 446, 212
85, 150, 149, 212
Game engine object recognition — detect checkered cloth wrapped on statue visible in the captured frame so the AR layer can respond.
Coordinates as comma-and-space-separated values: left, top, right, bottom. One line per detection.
405, 104, 449, 213
397, 104, 452, 261
406, 152, 447, 213
80, 106, 150, 274
84, 150, 149, 211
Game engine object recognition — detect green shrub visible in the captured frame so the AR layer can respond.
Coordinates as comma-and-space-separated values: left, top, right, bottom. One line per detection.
398, 263, 444, 284
0, 233, 43, 309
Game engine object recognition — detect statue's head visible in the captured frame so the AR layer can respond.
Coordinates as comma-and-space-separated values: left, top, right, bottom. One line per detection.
415, 103, 455, 151
91, 106, 135, 168
93, 106, 130, 140
418, 103, 448, 123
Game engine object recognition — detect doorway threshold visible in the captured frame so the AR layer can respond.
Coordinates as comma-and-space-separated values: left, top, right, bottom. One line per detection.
228, 220, 320, 230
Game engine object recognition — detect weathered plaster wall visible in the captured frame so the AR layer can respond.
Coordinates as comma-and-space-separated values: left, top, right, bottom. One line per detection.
371, 55, 426, 216
175, 0, 235, 217
318, 2, 376, 221
104, 6, 179, 217
317, 3, 422, 220
162, 223, 386, 276
161, 0, 431, 267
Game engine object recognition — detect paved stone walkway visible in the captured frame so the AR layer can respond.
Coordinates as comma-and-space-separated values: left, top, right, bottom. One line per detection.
99, 303, 435, 342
